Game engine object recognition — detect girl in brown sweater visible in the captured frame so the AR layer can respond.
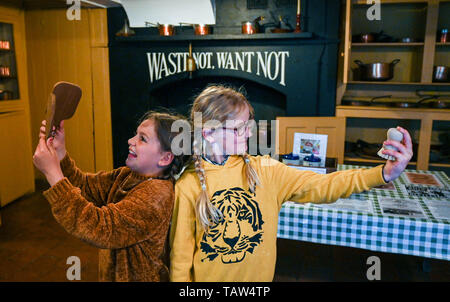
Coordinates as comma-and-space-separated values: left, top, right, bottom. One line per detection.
32, 111, 190, 282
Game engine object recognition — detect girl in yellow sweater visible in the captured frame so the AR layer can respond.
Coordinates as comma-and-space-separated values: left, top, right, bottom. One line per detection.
169, 85, 413, 282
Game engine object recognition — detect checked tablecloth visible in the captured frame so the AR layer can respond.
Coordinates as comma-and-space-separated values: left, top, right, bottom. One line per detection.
277, 165, 450, 261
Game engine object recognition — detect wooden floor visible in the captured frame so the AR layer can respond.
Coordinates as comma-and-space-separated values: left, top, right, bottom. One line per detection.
0, 181, 449, 282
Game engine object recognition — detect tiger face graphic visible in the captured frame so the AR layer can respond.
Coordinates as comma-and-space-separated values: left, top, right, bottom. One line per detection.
200, 187, 264, 264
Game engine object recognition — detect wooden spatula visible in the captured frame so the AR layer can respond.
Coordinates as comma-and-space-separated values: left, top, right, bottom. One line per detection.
45, 81, 82, 138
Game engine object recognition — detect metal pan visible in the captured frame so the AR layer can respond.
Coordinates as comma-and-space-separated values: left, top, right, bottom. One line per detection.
342, 95, 392, 106
354, 59, 400, 81
427, 97, 450, 109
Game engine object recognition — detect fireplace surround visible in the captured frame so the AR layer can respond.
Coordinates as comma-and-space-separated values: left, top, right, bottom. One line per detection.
107, 2, 340, 167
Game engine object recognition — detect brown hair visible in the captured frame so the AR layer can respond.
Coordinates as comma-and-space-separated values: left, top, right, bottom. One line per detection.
190, 85, 261, 229
140, 111, 191, 181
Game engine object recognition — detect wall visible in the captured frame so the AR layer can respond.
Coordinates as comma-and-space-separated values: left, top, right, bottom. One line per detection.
25, 8, 113, 177
0, 3, 35, 207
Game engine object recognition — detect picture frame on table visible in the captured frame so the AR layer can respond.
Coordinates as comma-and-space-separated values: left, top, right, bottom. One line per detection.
292, 132, 328, 167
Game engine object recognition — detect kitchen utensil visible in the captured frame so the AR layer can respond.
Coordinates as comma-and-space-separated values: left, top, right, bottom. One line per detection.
342, 95, 391, 106
388, 97, 421, 108
361, 33, 375, 43
194, 24, 211, 35
416, 90, 450, 97
158, 24, 174, 36
115, 19, 135, 37
354, 59, 400, 81
427, 97, 450, 109
439, 28, 448, 43
242, 21, 256, 34
45, 81, 82, 138
433, 65, 449, 82
401, 37, 416, 43
373, 31, 396, 42
353, 33, 375, 43
342, 97, 372, 106
0, 90, 12, 100
271, 15, 293, 33
145, 22, 175, 36
271, 28, 294, 33
242, 16, 264, 34
0, 65, 10, 76
353, 31, 395, 43
415, 90, 450, 108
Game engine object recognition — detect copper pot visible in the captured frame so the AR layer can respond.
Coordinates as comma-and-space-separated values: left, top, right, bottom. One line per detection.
354, 59, 400, 81
361, 33, 375, 43
0, 90, 12, 100
158, 24, 174, 36
194, 24, 211, 35
433, 66, 449, 82
146, 22, 175, 36
242, 21, 256, 34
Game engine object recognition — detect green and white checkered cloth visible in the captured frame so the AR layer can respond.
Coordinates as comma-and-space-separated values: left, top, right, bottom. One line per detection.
277, 165, 450, 261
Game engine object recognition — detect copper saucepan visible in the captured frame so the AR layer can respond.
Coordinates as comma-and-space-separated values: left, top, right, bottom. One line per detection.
242, 16, 264, 34
433, 65, 449, 82
194, 24, 211, 35
145, 22, 175, 36
354, 59, 400, 81
180, 23, 212, 35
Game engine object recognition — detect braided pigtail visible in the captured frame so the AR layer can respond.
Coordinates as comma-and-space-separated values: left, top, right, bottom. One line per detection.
242, 153, 261, 194
193, 138, 223, 230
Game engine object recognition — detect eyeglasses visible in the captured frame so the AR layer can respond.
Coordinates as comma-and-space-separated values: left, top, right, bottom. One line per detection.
218, 121, 254, 137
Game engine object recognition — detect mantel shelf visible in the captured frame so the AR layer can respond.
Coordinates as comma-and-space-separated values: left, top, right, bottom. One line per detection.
336, 105, 450, 114
348, 81, 450, 86
352, 42, 424, 46
115, 32, 314, 42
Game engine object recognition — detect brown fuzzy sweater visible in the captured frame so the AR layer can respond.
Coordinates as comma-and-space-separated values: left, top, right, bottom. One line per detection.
43, 154, 174, 282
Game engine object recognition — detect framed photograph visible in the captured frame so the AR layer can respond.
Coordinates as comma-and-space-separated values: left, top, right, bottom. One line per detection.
292, 133, 328, 167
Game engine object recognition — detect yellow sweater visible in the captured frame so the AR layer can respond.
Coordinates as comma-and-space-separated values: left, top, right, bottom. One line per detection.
169, 155, 386, 282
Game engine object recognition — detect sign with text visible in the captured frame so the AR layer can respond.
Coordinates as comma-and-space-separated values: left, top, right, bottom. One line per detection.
147, 50, 290, 87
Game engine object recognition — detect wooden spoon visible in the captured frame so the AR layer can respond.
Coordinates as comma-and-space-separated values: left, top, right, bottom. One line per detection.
45, 81, 82, 138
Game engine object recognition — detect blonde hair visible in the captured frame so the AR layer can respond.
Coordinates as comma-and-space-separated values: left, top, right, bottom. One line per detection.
190, 85, 261, 230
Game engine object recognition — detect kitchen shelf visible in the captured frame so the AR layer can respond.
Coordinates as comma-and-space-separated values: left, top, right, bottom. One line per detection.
352, 43, 424, 47
337, 105, 450, 114
344, 156, 418, 166
353, 0, 429, 4
0, 22, 19, 100
429, 162, 450, 168
115, 32, 314, 42
348, 81, 450, 86
337, 1, 450, 172
336, 105, 450, 171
